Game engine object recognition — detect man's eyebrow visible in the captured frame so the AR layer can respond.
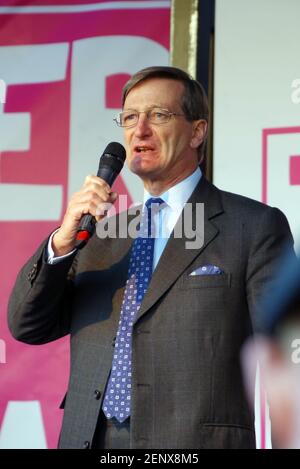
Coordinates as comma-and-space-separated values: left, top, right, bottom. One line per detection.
123, 104, 167, 111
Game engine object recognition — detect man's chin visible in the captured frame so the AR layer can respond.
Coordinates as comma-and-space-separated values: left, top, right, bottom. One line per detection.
129, 156, 156, 176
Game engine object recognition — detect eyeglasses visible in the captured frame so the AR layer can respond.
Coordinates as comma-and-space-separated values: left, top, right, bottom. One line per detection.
114, 107, 185, 128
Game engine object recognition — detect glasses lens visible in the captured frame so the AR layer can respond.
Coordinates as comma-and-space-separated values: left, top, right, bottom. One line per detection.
149, 108, 170, 124
120, 111, 138, 127
116, 108, 172, 127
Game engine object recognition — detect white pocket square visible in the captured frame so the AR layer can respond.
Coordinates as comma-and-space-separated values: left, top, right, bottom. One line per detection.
189, 265, 223, 276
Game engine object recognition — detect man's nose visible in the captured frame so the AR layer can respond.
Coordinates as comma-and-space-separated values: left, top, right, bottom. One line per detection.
133, 114, 152, 137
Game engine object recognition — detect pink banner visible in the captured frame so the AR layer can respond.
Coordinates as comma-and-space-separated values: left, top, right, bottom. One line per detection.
0, 0, 170, 448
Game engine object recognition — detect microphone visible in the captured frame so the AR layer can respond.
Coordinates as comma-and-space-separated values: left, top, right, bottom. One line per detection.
75, 141, 126, 249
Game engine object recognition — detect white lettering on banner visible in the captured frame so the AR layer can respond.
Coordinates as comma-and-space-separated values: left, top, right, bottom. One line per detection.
291, 79, 300, 104
0, 79, 6, 104
0, 401, 47, 449
69, 36, 169, 204
0, 184, 63, 221
0, 43, 68, 221
0, 339, 6, 364
291, 339, 300, 365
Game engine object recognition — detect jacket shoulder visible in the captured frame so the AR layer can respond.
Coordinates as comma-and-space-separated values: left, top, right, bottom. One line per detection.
217, 186, 282, 216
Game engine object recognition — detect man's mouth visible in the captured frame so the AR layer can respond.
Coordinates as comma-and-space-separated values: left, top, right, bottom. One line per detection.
133, 145, 155, 153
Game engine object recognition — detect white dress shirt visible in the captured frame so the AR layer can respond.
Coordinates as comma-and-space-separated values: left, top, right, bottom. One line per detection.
144, 167, 201, 270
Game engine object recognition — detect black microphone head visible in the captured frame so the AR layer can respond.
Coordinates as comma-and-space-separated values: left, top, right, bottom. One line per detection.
104, 141, 126, 161
103, 141, 126, 165
97, 142, 126, 186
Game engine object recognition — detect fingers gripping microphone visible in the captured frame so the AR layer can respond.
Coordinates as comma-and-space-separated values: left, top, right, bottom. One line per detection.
75, 142, 126, 249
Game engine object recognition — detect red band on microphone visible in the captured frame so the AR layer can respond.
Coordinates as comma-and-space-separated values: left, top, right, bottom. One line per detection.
76, 231, 91, 242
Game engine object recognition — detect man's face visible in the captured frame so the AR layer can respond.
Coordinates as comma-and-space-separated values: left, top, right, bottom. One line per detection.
123, 78, 204, 188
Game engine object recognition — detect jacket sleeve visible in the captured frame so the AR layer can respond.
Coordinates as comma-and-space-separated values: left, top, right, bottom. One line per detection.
7, 236, 78, 345
246, 206, 295, 333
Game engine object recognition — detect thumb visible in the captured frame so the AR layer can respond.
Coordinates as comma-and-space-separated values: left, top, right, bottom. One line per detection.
110, 192, 118, 202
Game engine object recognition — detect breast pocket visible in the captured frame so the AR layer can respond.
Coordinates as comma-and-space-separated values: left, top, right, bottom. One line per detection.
180, 273, 231, 289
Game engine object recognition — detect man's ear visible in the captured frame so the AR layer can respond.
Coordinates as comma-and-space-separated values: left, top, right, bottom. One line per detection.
190, 120, 208, 149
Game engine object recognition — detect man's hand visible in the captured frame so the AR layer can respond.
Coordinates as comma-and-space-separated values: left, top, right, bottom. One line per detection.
52, 175, 118, 256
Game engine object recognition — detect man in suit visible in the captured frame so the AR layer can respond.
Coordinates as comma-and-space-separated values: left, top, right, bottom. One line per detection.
8, 66, 294, 449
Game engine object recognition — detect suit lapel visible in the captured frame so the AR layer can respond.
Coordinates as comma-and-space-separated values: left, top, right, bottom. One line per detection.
134, 177, 224, 324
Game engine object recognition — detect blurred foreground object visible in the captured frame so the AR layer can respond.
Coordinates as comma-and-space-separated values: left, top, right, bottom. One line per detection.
242, 254, 300, 449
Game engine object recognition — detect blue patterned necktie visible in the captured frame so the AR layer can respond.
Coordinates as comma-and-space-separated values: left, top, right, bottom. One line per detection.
102, 197, 165, 422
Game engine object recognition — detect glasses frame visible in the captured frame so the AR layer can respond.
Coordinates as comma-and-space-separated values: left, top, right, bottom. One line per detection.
113, 107, 185, 128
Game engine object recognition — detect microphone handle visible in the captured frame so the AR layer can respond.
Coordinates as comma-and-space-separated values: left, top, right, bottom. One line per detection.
75, 165, 119, 249
97, 165, 119, 187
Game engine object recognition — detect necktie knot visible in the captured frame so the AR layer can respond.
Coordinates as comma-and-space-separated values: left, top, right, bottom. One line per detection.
143, 197, 166, 238
145, 197, 165, 210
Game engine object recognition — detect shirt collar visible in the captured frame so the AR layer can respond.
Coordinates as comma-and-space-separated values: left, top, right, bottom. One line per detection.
143, 166, 202, 211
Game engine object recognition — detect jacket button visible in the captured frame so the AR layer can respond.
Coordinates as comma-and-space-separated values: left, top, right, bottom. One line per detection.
94, 389, 101, 400
83, 441, 90, 449
112, 337, 116, 347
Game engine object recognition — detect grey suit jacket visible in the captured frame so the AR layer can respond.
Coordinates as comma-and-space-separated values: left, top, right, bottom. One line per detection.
8, 177, 294, 449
